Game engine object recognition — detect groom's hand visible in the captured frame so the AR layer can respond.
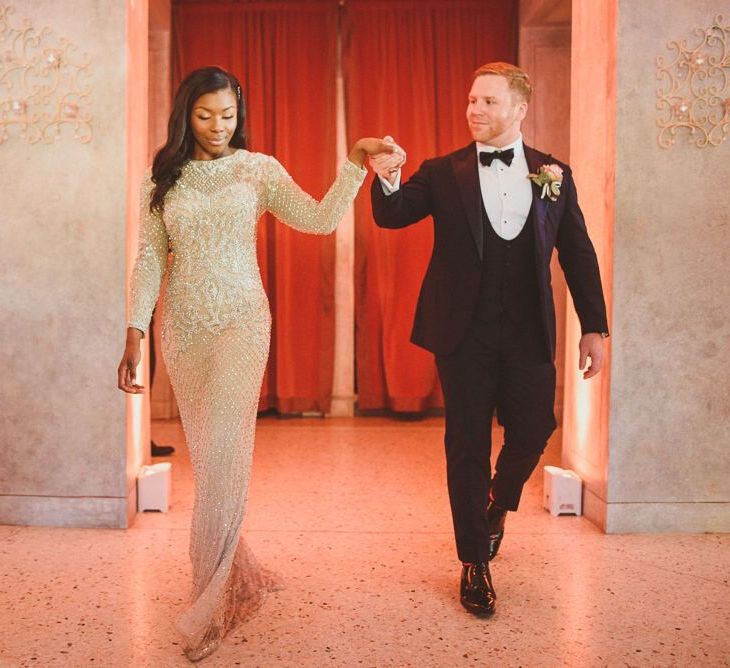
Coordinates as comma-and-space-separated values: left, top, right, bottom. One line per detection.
348, 137, 397, 167
579, 333, 605, 379
369, 135, 406, 185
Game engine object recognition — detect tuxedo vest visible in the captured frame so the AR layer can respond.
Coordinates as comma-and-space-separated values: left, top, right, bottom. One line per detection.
476, 204, 543, 327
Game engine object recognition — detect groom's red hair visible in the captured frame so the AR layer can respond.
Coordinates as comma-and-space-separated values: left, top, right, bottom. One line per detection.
473, 62, 532, 103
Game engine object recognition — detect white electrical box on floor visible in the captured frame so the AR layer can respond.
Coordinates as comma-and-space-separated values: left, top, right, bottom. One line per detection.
137, 462, 171, 512
543, 466, 582, 516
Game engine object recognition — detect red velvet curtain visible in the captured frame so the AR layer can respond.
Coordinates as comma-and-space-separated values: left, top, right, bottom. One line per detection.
343, 0, 518, 411
173, 0, 340, 413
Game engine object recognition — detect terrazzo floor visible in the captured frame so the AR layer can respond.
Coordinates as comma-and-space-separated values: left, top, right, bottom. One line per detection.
1, 417, 728, 667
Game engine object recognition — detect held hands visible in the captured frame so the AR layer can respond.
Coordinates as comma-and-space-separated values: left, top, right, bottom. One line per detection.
117, 328, 144, 394
579, 333, 605, 380
368, 135, 406, 185
348, 136, 406, 175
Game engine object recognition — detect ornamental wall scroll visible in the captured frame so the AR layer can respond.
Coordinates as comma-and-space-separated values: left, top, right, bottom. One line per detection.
656, 15, 729, 148
0, 4, 93, 144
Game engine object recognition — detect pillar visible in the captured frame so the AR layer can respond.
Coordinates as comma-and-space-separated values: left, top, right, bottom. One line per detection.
564, 0, 730, 532
0, 0, 149, 528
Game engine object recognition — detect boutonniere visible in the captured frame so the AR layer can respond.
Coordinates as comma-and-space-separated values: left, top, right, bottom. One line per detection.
528, 164, 563, 201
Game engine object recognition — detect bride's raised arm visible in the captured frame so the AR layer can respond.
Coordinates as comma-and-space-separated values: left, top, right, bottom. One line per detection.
264, 137, 397, 235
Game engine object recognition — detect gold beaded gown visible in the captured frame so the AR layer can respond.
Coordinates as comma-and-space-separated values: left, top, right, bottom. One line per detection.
128, 150, 365, 661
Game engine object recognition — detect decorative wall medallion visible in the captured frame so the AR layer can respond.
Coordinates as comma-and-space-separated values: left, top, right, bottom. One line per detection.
0, 4, 93, 144
656, 15, 729, 148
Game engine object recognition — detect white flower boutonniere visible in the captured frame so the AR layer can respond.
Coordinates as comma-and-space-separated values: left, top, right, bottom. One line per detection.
528, 163, 563, 201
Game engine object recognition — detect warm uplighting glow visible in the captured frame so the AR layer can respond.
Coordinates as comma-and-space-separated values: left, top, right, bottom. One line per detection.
562, 0, 615, 530
574, 368, 595, 458
125, 0, 150, 522
127, 348, 147, 482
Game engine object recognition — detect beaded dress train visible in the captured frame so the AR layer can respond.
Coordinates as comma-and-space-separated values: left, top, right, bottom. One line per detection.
128, 150, 365, 660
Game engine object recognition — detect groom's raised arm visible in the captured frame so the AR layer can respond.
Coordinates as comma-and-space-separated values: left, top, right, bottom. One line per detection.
370, 159, 434, 229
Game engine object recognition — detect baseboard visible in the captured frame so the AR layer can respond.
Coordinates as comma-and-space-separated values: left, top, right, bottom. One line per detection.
0, 494, 130, 529
582, 485, 607, 531
605, 501, 730, 533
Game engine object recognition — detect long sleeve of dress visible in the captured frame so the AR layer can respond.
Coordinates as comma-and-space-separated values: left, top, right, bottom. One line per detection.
128, 175, 169, 333
265, 157, 366, 234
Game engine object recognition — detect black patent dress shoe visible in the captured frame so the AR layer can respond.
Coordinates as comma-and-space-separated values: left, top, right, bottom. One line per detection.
460, 562, 496, 616
487, 503, 508, 561
151, 440, 175, 457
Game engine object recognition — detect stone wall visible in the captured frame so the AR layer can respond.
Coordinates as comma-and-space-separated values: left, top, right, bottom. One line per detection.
0, 0, 148, 528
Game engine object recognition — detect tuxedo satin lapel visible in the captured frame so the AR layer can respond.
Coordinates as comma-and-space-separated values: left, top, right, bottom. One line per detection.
524, 144, 549, 255
451, 145, 483, 260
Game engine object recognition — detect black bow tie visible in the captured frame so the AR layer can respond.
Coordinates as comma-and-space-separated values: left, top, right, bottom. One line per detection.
479, 148, 514, 167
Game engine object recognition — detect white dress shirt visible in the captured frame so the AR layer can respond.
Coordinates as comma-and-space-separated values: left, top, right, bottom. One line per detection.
379, 135, 533, 241
476, 136, 533, 241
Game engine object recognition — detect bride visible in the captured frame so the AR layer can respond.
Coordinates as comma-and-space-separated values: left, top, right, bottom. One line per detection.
117, 66, 399, 661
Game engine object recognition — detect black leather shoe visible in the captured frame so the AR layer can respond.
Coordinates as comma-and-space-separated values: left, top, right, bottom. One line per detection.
487, 502, 507, 561
460, 562, 496, 616
151, 441, 175, 457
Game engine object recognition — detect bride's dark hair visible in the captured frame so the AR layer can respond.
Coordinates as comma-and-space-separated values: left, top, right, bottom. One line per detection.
150, 66, 247, 213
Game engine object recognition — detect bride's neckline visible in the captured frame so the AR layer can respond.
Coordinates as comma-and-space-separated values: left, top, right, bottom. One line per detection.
188, 149, 243, 165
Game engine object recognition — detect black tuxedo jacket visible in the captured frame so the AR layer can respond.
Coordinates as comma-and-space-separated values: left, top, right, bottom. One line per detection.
371, 142, 609, 359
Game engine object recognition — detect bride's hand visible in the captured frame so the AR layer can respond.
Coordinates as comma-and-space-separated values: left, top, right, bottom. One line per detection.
118, 328, 145, 394
348, 137, 397, 167
369, 135, 406, 184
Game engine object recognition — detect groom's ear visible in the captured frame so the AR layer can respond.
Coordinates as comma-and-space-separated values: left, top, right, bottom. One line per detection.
511, 103, 527, 126
516, 100, 528, 121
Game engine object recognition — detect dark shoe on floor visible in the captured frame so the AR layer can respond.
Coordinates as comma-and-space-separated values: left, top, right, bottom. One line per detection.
487, 502, 507, 561
460, 561, 496, 616
151, 441, 175, 457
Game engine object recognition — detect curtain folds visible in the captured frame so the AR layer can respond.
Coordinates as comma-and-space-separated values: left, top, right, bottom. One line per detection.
342, 0, 518, 411
173, 0, 340, 413
172, 0, 517, 413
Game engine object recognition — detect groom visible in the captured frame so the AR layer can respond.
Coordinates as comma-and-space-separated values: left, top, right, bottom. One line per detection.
370, 62, 608, 616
